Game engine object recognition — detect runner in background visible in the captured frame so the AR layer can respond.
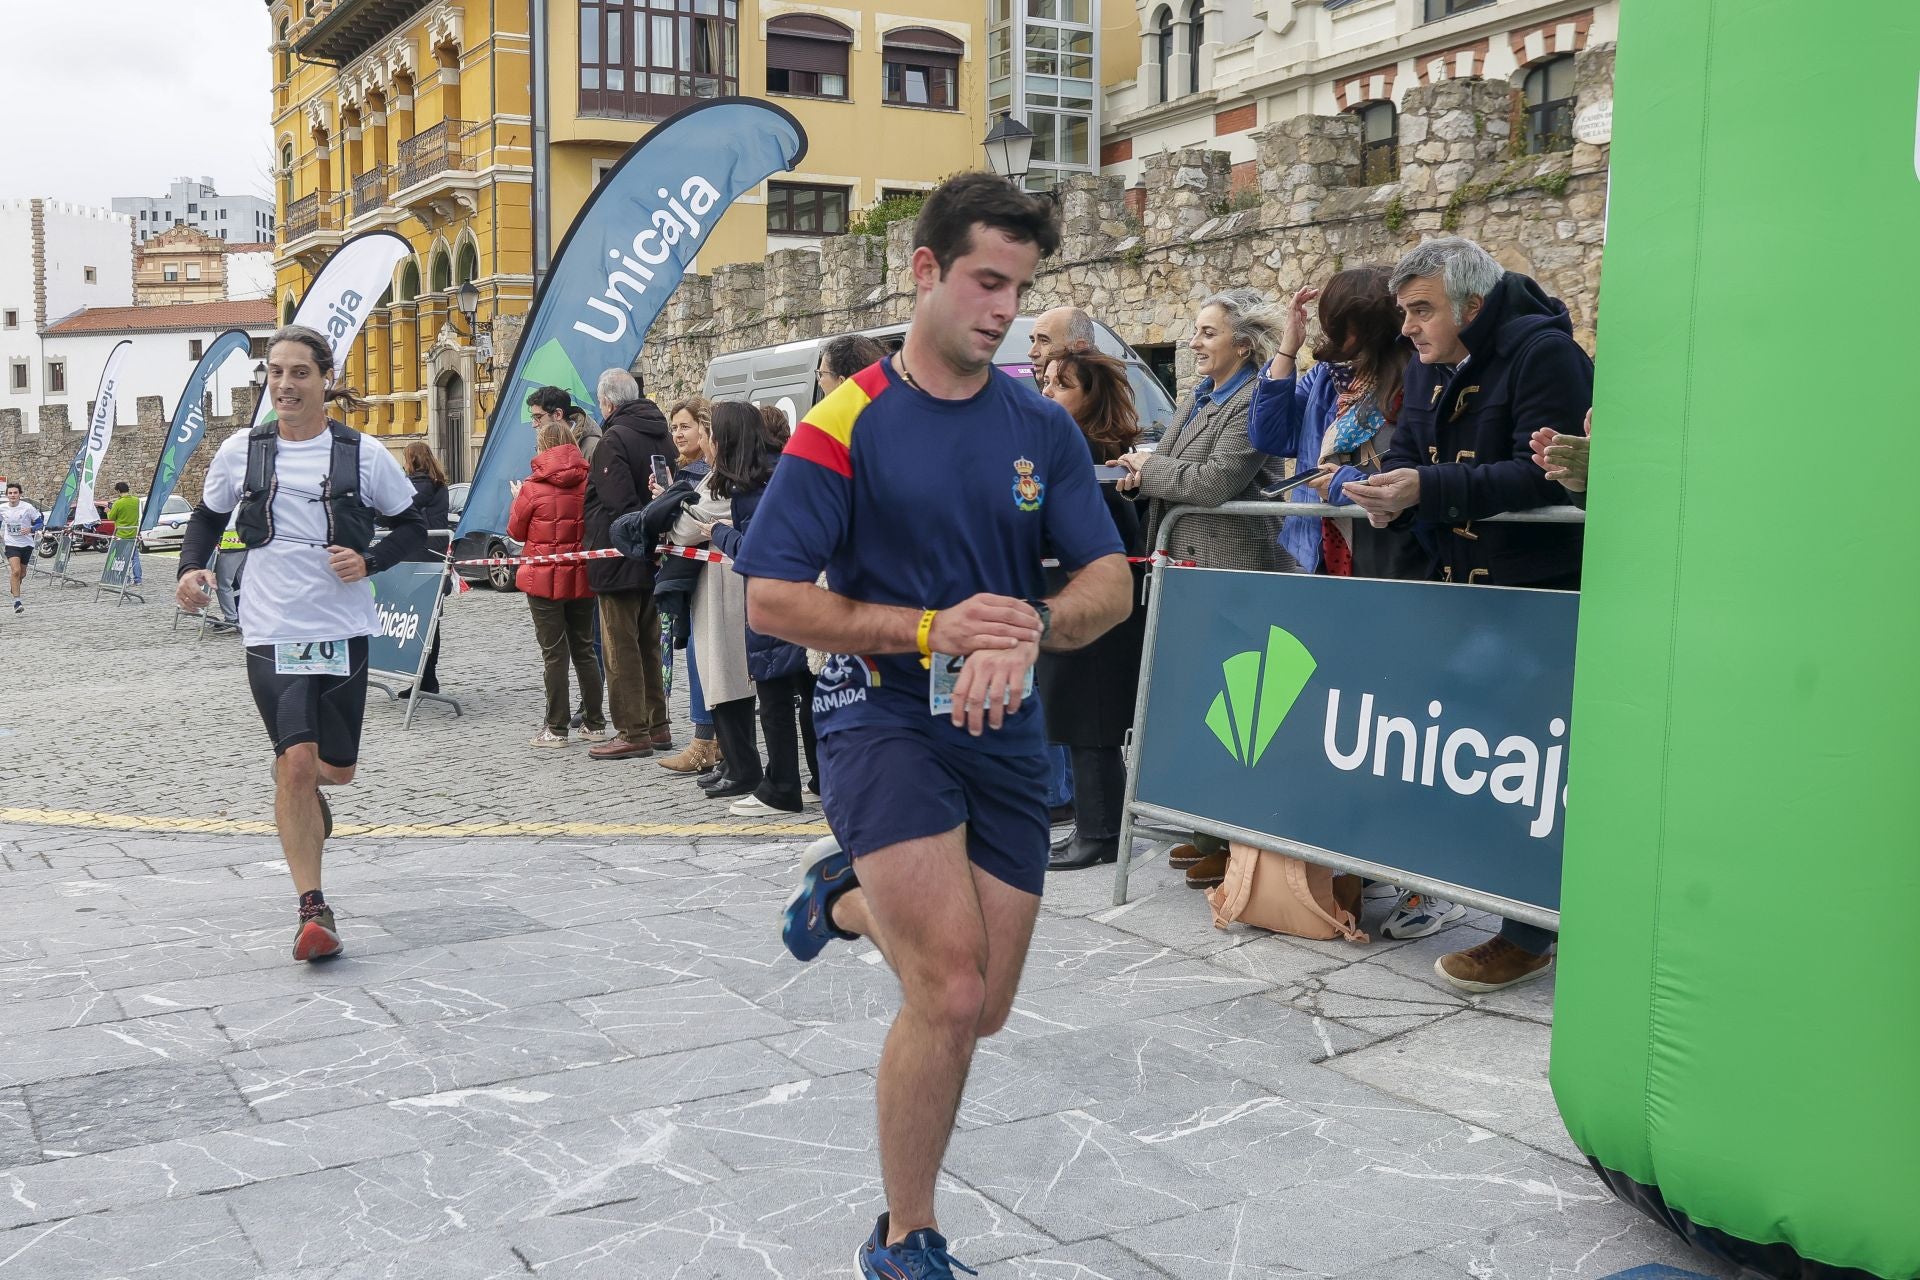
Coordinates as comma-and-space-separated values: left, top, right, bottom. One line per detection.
2, 483, 41, 612
175, 325, 425, 961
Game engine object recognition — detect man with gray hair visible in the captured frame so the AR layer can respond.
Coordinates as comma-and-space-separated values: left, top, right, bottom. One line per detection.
581, 367, 675, 759
1341, 234, 1591, 995
1028, 304, 1096, 380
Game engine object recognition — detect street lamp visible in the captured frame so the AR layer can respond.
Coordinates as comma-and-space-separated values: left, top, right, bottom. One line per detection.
251, 361, 266, 390
455, 280, 480, 330
982, 113, 1035, 187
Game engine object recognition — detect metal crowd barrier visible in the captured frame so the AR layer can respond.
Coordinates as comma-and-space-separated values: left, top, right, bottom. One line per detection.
1110, 499, 1587, 931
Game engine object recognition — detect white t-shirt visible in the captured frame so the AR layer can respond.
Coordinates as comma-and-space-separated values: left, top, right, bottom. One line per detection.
201, 425, 417, 646
1, 501, 41, 548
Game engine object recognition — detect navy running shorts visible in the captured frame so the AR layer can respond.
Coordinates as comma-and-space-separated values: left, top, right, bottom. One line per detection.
4, 545, 31, 564
817, 725, 1051, 896
244, 637, 371, 766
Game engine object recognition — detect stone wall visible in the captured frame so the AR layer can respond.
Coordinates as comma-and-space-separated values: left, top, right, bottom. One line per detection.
639, 44, 1615, 398
0, 387, 262, 508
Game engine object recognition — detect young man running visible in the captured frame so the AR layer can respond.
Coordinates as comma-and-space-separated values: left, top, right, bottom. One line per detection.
736, 173, 1133, 1279
2, 483, 41, 612
175, 325, 425, 961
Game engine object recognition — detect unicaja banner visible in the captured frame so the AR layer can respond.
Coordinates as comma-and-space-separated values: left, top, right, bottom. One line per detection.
263, 230, 413, 426
143, 328, 255, 530
1133, 568, 1579, 913
49, 339, 131, 528
456, 98, 808, 538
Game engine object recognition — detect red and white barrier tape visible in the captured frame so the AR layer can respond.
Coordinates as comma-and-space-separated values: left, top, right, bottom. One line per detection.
451, 545, 1195, 570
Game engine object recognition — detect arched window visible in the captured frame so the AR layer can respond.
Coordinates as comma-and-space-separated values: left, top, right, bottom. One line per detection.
430, 249, 452, 293
1185, 0, 1204, 97
767, 15, 851, 99
397, 259, 420, 301
1523, 54, 1576, 153
454, 239, 478, 285
1151, 7, 1172, 103
282, 294, 297, 326
882, 28, 962, 109
1356, 101, 1398, 183
278, 19, 291, 81
279, 143, 294, 214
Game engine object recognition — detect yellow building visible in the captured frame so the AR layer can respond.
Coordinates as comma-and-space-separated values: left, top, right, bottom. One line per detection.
270, 0, 532, 478
544, 0, 988, 270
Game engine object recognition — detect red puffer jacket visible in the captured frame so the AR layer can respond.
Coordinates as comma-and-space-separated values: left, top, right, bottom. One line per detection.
507, 442, 592, 600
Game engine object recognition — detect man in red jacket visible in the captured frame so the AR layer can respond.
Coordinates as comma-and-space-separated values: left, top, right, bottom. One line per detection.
581, 369, 674, 759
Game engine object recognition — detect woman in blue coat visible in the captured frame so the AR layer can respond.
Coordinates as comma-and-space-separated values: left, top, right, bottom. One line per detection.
1245, 267, 1457, 940
1246, 266, 1429, 582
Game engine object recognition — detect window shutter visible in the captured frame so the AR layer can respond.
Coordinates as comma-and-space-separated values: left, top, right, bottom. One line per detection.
768, 34, 847, 76
884, 26, 962, 69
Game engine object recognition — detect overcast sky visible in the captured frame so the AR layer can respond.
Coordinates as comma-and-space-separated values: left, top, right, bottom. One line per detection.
0, 3, 275, 208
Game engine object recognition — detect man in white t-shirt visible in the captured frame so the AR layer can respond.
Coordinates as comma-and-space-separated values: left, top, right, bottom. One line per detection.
176, 325, 426, 961
2, 482, 42, 613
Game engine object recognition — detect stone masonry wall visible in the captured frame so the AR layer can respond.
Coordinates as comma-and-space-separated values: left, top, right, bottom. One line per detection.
639, 45, 1615, 399
0, 387, 263, 510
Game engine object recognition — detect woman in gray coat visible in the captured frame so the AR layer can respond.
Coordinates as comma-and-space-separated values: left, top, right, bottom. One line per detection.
1112, 288, 1292, 573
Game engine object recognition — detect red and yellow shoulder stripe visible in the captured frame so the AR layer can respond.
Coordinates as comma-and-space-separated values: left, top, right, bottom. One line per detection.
784, 361, 890, 478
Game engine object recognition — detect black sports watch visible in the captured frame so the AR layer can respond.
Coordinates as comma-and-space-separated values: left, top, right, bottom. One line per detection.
1025, 597, 1053, 642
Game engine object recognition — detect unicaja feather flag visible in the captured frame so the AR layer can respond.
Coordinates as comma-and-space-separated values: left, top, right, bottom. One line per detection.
264, 230, 413, 424
456, 98, 807, 538
143, 328, 255, 529
48, 339, 131, 528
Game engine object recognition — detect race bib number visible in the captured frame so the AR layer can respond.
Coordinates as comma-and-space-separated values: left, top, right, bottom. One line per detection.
929, 652, 1035, 716
274, 640, 349, 677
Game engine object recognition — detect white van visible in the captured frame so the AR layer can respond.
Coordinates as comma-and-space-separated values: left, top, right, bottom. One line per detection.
700, 316, 1177, 442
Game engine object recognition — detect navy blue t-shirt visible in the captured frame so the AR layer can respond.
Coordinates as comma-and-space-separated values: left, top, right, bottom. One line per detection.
732, 358, 1123, 755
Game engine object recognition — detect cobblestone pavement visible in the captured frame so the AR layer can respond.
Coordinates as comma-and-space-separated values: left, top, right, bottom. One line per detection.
0, 558, 1739, 1278
0, 556, 825, 838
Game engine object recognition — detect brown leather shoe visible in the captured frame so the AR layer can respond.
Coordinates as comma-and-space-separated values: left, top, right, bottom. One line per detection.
657, 738, 721, 773
1434, 937, 1554, 993
588, 737, 652, 760
649, 728, 674, 748
1167, 843, 1205, 870
1184, 851, 1228, 888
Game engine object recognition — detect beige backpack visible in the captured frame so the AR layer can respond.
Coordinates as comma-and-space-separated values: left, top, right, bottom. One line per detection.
1206, 841, 1369, 943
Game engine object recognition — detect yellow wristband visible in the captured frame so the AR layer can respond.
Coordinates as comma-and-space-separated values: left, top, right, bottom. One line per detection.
917, 609, 937, 669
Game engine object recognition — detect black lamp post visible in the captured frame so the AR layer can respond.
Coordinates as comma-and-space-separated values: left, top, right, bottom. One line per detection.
982, 113, 1036, 187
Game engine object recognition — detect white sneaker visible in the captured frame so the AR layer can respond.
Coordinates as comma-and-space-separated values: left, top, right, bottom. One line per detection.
729, 795, 799, 817
1381, 890, 1466, 940
576, 726, 610, 742
530, 728, 570, 748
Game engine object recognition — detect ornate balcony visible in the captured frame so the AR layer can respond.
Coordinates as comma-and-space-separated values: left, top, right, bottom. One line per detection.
393, 119, 481, 228
352, 166, 390, 218
397, 119, 468, 190
282, 190, 344, 266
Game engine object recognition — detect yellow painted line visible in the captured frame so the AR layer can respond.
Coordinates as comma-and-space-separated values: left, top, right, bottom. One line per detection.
0, 806, 831, 839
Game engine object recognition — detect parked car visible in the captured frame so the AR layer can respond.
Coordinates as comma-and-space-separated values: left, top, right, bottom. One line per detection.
137, 495, 194, 551
447, 482, 520, 591
700, 315, 1177, 443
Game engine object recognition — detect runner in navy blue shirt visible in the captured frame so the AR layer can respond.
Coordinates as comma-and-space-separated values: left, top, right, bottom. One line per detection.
735, 173, 1132, 1280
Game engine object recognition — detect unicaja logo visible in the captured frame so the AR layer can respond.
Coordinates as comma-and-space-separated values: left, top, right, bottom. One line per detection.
1205, 626, 1318, 768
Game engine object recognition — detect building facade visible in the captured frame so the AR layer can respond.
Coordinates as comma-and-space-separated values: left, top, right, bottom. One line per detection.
545, 0, 989, 268
135, 224, 231, 305
1100, 0, 1617, 193
113, 177, 278, 245
38, 301, 276, 429
271, 0, 533, 478
0, 199, 136, 427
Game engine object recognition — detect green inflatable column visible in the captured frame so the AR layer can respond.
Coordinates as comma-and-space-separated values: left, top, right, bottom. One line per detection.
1550, 3, 1920, 1277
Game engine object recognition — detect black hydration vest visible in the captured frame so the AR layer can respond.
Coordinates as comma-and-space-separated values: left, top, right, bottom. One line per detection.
233, 419, 376, 553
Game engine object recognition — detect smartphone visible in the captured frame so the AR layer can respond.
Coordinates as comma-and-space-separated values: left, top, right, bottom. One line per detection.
1260, 467, 1329, 500
1093, 464, 1132, 483
650, 455, 673, 490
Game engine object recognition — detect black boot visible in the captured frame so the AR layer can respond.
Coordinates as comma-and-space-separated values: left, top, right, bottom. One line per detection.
1049, 835, 1119, 870
1049, 747, 1126, 871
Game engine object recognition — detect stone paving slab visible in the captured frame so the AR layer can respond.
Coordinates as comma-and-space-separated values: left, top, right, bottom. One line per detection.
0, 820, 1749, 1279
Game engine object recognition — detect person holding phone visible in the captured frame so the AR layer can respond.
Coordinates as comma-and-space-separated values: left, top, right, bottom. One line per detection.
647, 395, 722, 777
1249, 266, 1430, 582
509, 420, 606, 748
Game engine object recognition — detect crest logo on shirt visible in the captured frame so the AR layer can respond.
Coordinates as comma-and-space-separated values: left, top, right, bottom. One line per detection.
814, 652, 881, 713
1011, 457, 1046, 512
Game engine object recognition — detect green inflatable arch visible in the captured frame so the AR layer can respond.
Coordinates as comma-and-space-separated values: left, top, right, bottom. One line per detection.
1551, 4, 1920, 1278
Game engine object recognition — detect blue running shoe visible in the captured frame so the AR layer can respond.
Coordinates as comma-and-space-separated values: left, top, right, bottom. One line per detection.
858, 1214, 978, 1279
781, 836, 859, 962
